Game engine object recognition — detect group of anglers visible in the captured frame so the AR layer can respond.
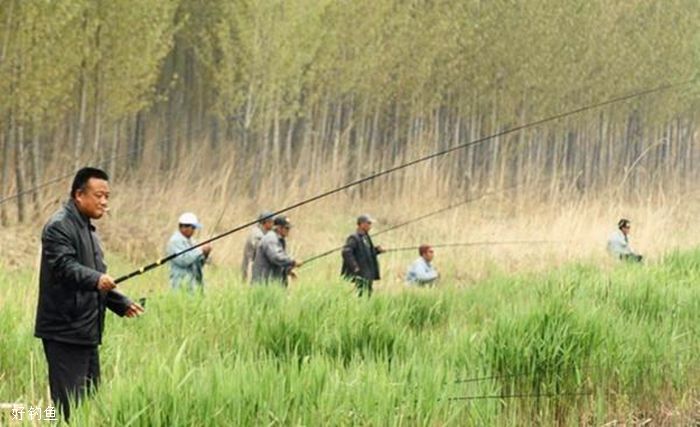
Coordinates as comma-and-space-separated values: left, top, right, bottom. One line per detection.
32, 167, 641, 421
171, 211, 439, 297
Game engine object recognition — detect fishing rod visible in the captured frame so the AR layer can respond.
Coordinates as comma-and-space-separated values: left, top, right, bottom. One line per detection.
446, 391, 592, 401
382, 240, 559, 254
298, 184, 522, 266
113, 80, 691, 284
452, 350, 692, 384
299, 174, 563, 266
0, 136, 174, 205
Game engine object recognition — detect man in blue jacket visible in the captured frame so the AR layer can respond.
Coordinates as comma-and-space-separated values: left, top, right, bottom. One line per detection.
34, 167, 143, 421
166, 212, 212, 292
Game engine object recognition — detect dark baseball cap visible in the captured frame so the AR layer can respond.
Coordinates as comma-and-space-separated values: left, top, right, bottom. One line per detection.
357, 214, 375, 225
274, 216, 292, 228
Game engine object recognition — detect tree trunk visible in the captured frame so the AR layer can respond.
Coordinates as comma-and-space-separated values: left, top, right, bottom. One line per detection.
14, 121, 26, 223
30, 123, 41, 214
74, 71, 88, 170
0, 113, 10, 225
107, 120, 120, 176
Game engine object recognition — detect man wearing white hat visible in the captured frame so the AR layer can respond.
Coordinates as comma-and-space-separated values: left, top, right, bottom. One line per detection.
166, 212, 212, 292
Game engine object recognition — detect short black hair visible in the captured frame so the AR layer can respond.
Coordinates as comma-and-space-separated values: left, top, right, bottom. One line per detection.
71, 167, 109, 198
618, 218, 631, 230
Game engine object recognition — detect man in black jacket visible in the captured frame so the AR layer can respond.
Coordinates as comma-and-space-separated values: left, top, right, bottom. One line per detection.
341, 214, 384, 297
34, 167, 143, 420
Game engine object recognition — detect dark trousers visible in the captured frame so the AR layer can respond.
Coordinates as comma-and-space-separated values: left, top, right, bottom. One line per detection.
353, 277, 373, 297
621, 253, 643, 263
42, 339, 100, 421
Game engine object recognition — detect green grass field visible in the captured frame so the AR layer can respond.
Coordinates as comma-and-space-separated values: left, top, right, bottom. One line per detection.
1, 250, 699, 426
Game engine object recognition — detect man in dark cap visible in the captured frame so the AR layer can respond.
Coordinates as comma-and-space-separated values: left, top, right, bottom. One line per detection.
241, 211, 274, 282
341, 214, 385, 297
251, 216, 301, 287
34, 167, 144, 421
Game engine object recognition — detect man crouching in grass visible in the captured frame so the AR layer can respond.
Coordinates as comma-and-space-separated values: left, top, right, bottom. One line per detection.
34, 167, 144, 421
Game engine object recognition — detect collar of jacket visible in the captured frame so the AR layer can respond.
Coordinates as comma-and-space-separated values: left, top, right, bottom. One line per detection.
65, 199, 95, 231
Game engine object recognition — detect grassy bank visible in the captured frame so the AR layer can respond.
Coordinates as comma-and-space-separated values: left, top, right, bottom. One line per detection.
1, 250, 698, 425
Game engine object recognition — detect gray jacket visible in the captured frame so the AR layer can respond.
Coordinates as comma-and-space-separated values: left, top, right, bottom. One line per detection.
251, 231, 295, 286
166, 231, 206, 291
241, 225, 266, 280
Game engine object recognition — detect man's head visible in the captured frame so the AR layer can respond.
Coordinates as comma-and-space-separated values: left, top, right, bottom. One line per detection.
419, 244, 434, 262
71, 167, 110, 220
178, 212, 202, 238
259, 211, 275, 232
274, 216, 292, 238
356, 214, 374, 234
618, 218, 631, 236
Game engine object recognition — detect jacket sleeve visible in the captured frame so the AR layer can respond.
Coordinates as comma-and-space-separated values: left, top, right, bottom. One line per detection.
42, 222, 102, 292
262, 238, 295, 268
342, 236, 360, 273
168, 235, 204, 268
414, 263, 438, 282
105, 289, 132, 317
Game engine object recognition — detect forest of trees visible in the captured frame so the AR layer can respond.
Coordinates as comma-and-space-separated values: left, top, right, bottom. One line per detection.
1, 0, 699, 225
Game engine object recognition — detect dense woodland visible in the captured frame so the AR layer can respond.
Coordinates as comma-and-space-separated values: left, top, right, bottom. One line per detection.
1, 0, 699, 226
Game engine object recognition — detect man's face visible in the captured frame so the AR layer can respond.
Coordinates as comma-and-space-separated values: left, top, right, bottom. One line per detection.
278, 225, 291, 238
74, 178, 110, 219
622, 224, 631, 236
262, 219, 274, 232
423, 248, 435, 262
358, 221, 372, 233
180, 225, 196, 238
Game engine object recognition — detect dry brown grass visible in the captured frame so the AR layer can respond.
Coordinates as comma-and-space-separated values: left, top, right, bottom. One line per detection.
3, 158, 700, 289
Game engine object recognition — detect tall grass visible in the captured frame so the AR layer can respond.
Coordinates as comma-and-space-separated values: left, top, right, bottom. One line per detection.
1, 249, 699, 425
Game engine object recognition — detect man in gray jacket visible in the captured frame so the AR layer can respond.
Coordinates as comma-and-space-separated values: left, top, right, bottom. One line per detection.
241, 211, 274, 282
251, 216, 301, 287
34, 167, 143, 421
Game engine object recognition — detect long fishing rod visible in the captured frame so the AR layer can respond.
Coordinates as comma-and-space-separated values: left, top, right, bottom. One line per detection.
446, 391, 592, 401
299, 185, 518, 266
382, 240, 559, 254
114, 80, 691, 284
0, 136, 173, 205
299, 176, 561, 266
452, 350, 691, 385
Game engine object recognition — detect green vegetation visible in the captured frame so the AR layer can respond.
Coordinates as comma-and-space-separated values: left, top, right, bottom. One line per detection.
1, 250, 698, 425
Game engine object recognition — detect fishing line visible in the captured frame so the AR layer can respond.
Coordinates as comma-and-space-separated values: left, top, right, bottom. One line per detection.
298, 184, 521, 266
0, 136, 174, 205
114, 80, 692, 284
382, 240, 560, 254
446, 391, 592, 401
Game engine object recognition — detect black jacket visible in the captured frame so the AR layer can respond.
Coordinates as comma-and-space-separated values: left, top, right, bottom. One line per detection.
341, 231, 381, 281
34, 200, 131, 346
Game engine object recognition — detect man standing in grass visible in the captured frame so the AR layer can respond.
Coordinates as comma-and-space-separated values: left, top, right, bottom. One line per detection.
341, 214, 384, 297
607, 218, 643, 262
406, 244, 439, 286
34, 167, 144, 421
251, 216, 301, 287
166, 212, 212, 292
241, 211, 274, 282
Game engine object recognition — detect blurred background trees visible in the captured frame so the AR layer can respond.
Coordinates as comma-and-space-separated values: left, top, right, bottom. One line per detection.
1, 0, 699, 225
